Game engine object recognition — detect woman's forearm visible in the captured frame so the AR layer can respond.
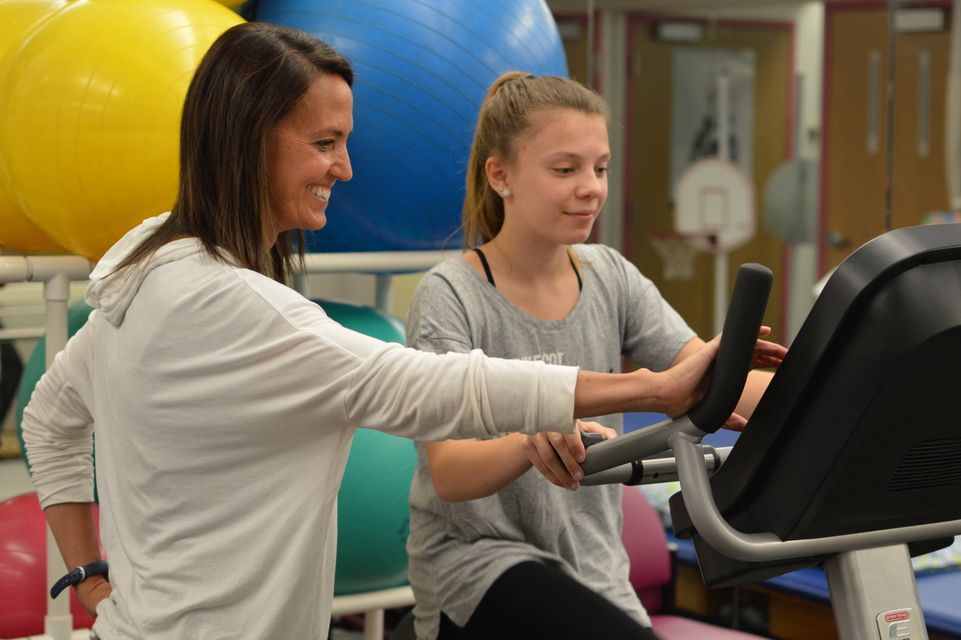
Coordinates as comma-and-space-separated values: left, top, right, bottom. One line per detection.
572, 368, 663, 418
44, 502, 103, 570
44, 502, 111, 617
574, 337, 721, 419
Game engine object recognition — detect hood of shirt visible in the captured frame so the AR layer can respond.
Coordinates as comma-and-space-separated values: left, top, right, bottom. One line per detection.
84, 212, 206, 327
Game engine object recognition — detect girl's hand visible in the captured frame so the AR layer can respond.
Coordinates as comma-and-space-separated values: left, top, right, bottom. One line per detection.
751, 326, 788, 370
522, 420, 616, 490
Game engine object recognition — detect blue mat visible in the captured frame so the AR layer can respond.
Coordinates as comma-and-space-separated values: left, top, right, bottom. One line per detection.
669, 536, 961, 637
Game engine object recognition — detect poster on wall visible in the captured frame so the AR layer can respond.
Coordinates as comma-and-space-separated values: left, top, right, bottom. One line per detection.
670, 47, 756, 193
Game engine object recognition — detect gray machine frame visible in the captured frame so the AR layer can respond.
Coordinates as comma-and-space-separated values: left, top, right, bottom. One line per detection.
580, 225, 961, 640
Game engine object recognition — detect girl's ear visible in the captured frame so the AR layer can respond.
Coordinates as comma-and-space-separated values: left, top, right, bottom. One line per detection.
485, 156, 510, 196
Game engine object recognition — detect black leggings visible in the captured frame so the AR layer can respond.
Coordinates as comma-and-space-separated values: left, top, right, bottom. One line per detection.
436, 561, 659, 640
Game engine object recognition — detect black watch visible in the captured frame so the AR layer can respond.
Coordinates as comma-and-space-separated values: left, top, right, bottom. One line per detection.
50, 560, 109, 599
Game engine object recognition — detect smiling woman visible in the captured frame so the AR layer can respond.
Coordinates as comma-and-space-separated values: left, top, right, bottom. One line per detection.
265, 72, 353, 241
106, 21, 355, 284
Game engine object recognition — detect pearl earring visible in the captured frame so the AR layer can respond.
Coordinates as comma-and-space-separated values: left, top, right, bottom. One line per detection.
502, 188, 512, 197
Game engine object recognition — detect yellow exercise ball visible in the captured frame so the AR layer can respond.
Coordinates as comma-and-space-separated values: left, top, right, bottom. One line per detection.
0, 0, 244, 260
213, 0, 246, 8
0, 0, 69, 253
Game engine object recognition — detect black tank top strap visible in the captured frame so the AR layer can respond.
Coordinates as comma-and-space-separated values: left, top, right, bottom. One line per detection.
568, 252, 583, 291
473, 248, 496, 287
475, 247, 581, 291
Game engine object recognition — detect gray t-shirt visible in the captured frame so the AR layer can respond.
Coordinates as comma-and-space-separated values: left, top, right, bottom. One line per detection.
405, 243, 696, 639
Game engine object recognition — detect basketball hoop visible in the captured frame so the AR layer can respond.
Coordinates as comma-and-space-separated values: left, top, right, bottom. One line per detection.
649, 232, 698, 281
673, 158, 755, 253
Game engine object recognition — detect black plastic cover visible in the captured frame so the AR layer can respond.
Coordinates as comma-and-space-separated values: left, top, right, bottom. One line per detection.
670, 224, 961, 587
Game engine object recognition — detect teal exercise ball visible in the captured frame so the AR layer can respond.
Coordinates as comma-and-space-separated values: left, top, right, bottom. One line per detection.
315, 299, 416, 595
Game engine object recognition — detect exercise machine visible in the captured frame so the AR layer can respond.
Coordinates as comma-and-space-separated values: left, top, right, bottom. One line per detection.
582, 224, 961, 640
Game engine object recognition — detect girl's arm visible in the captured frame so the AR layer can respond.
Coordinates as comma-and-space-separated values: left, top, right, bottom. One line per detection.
427, 420, 616, 501
428, 333, 785, 501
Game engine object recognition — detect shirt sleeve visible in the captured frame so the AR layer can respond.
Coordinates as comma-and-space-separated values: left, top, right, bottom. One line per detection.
22, 323, 96, 509
374, 264, 578, 440
243, 270, 579, 442
405, 268, 474, 356
340, 339, 578, 442
611, 247, 697, 371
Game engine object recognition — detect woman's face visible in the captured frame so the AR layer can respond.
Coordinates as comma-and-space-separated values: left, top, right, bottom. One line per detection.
495, 108, 610, 247
265, 73, 353, 241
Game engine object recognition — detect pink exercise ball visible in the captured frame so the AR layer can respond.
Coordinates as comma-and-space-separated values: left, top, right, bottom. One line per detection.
0, 492, 101, 637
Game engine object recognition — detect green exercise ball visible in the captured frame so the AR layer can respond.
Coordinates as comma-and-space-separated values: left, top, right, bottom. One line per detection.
315, 299, 416, 595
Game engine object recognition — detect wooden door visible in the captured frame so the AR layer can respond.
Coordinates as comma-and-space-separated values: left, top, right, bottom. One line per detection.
556, 14, 591, 85
823, 4, 951, 273
626, 17, 793, 339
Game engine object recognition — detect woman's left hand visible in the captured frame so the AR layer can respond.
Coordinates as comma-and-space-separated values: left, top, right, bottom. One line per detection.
77, 575, 112, 618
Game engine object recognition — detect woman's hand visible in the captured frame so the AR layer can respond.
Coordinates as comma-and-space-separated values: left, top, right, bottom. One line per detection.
77, 574, 112, 618
522, 420, 616, 490
653, 328, 788, 420
651, 335, 721, 418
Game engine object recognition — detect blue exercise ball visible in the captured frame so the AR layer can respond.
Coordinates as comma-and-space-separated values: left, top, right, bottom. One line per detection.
256, 0, 568, 254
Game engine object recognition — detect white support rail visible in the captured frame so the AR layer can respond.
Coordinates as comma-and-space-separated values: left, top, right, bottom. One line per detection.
301, 249, 459, 274
300, 250, 460, 313
2, 255, 92, 640
332, 585, 416, 640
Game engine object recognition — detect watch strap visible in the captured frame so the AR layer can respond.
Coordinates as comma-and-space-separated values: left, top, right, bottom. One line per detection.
50, 560, 109, 599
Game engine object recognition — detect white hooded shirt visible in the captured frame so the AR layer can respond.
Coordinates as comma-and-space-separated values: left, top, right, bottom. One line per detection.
22, 214, 578, 640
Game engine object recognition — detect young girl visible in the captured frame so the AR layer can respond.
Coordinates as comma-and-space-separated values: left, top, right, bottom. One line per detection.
404, 72, 778, 640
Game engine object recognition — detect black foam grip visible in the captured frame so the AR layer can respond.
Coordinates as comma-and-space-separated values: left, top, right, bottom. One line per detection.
687, 263, 772, 433
580, 432, 606, 448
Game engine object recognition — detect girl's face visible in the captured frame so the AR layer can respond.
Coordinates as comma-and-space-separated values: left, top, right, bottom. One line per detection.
265, 73, 353, 242
494, 108, 610, 247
